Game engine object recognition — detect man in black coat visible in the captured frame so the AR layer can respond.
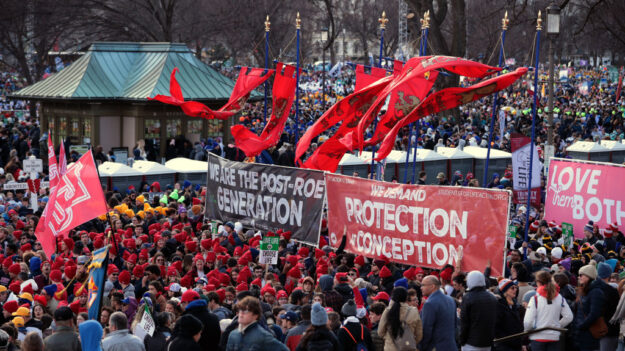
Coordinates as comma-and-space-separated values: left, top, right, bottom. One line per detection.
460, 271, 497, 349
183, 298, 222, 351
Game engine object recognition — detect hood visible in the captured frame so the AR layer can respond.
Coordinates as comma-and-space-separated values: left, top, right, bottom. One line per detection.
186, 298, 208, 311
536, 284, 560, 299
319, 275, 333, 292
79, 320, 103, 351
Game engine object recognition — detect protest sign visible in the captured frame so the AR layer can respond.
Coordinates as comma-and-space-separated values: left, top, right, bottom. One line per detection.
206, 154, 325, 245
562, 222, 574, 248
511, 133, 542, 208
259, 236, 280, 264
545, 158, 625, 237
134, 305, 155, 340
325, 174, 511, 276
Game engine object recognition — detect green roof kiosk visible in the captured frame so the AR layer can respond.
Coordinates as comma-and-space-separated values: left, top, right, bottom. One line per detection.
11, 42, 248, 159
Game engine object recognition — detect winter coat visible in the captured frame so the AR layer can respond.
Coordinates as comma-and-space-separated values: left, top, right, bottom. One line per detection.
183, 299, 222, 350
460, 286, 498, 347
144, 326, 171, 351
523, 286, 573, 341
494, 296, 524, 351
378, 301, 423, 351
370, 322, 385, 351
226, 321, 289, 351
337, 318, 373, 351
166, 335, 203, 351
596, 278, 620, 337
295, 327, 340, 351
285, 320, 311, 351
419, 290, 457, 351
573, 278, 606, 351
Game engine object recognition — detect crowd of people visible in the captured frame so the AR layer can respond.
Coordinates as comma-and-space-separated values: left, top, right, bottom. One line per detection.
0, 60, 623, 351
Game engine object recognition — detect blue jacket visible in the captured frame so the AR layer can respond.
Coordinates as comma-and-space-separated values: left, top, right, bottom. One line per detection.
226, 321, 288, 351
419, 290, 458, 351
573, 279, 606, 350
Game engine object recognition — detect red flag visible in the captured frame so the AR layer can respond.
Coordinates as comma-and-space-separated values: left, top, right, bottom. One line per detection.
149, 67, 274, 120
47, 132, 59, 191
374, 67, 528, 160
295, 75, 393, 165
58, 141, 67, 176
393, 60, 404, 75
35, 151, 107, 258
230, 63, 297, 157
355, 65, 387, 92
302, 137, 351, 172
366, 70, 439, 147
356, 56, 501, 149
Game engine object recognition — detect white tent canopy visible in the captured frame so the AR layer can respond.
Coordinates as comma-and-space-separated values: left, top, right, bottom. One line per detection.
339, 153, 367, 166
98, 162, 142, 177
132, 161, 175, 175
437, 147, 473, 159
462, 146, 511, 159
600, 140, 625, 151
165, 158, 208, 173
567, 141, 609, 153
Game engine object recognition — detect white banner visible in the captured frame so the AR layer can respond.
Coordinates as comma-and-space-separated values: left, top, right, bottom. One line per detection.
511, 134, 542, 190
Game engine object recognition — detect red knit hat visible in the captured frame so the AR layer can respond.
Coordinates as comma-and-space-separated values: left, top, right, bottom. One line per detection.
261, 284, 276, 297
119, 271, 131, 285
236, 282, 248, 292
3, 300, 18, 313
403, 267, 416, 280
185, 241, 198, 253
354, 255, 365, 266
181, 289, 200, 303
133, 265, 145, 278
50, 270, 62, 282
8, 263, 20, 275
379, 266, 392, 279
201, 239, 212, 251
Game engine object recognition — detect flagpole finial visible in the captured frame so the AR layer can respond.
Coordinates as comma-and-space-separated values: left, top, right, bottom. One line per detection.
502, 11, 509, 30
421, 10, 430, 30
296, 12, 301, 29
536, 10, 542, 30
265, 15, 271, 32
379, 11, 388, 30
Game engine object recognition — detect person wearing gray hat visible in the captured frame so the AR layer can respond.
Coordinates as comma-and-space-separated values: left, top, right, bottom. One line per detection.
295, 303, 339, 350
337, 300, 373, 351
574, 262, 607, 351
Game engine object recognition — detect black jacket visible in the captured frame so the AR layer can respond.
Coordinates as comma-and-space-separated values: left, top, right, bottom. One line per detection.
597, 279, 620, 337
494, 296, 523, 351
166, 336, 203, 351
337, 321, 373, 351
144, 326, 171, 351
460, 286, 497, 347
183, 299, 222, 351
295, 327, 340, 351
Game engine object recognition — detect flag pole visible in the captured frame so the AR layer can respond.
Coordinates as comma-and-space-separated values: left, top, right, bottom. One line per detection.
523, 12, 542, 259
264, 16, 270, 124
410, 11, 430, 184
404, 12, 426, 183
294, 12, 301, 144
370, 11, 388, 180
483, 12, 509, 187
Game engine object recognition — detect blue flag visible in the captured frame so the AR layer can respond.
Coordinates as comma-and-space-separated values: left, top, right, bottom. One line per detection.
87, 246, 109, 320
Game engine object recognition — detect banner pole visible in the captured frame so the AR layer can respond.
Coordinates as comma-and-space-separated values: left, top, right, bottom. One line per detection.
410, 12, 430, 184
404, 17, 425, 183
370, 11, 388, 180
264, 16, 270, 124
523, 12, 542, 260
484, 12, 509, 187
295, 13, 301, 144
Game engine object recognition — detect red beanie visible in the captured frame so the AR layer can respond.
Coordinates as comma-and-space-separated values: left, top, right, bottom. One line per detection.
119, 271, 131, 285
236, 282, 248, 292
379, 266, 392, 279
354, 255, 365, 266
50, 270, 62, 282
9, 263, 20, 275
201, 239, 212, 251
3, 300, 18, 313
8, 281, 20, 294
133, 265, 145, 278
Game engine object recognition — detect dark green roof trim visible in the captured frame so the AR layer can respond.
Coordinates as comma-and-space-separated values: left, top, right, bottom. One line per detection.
10, 42, 260, 102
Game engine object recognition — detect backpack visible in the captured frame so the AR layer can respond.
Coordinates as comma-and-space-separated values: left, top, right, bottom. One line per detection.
393, 320, 417, 351
341, 324, 368, 351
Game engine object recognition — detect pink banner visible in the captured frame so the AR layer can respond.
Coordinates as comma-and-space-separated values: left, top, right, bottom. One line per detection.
325, 174, 511, 276
545, 159, 625, 237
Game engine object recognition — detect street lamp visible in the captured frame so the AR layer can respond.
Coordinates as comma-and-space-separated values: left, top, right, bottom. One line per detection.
321, 27, 328, 111
546, 2, 560, 162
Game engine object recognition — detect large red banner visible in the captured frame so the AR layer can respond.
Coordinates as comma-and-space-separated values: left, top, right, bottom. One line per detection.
35, 151, 108, 257
326, 174, 510, 276
546, 158, 625, 238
